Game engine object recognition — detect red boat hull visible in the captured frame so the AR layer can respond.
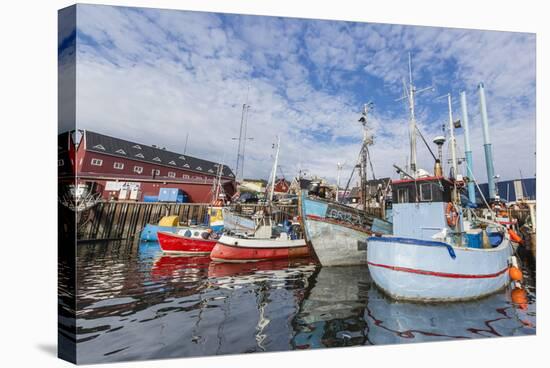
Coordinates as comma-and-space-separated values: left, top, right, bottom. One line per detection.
157, 231, 217, 254
210, 242, 310, 263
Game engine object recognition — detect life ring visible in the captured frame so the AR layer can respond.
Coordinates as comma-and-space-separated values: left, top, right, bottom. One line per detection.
445, 202, 459, 227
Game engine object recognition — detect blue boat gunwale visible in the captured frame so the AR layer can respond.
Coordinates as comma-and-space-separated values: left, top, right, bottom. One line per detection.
367, 236, 457, 258
367, 235, 510, 254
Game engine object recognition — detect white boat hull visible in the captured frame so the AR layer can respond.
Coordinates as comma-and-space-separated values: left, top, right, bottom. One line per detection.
217, 235, 306, 248
300, 193, 391, 266
303, 215, 369, 266
367, 236, 513, 301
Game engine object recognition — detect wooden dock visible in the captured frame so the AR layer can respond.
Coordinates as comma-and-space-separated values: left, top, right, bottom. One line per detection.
76, 201, 298, 241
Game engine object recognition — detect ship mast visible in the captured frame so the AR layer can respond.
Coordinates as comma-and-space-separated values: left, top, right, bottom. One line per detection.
398, 53, 432, 178
213, 162, 224, 203
268, 136, 281, 204
446, 93, 459, 205
358, 103, 374, 213
446, 94, 458, 179
408, 54, 417, 175
233, 84, 252, 183
434, 91, 460, 203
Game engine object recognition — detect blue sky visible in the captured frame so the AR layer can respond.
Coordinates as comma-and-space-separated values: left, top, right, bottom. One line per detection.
59, 4, 536, 183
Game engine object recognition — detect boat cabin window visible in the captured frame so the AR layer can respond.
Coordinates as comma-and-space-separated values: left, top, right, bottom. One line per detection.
392, 177, 453, 204
397, 188, 409, 203
420, 183, 432, 202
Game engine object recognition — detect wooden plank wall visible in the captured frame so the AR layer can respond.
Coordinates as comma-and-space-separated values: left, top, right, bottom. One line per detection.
77, 201, 298, 241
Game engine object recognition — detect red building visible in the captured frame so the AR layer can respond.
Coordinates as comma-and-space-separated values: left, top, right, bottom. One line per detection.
58, 130, 236, 203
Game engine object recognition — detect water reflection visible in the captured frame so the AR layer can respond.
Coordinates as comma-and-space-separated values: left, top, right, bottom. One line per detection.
68, 240, 535, 364
291, 266, 535, 348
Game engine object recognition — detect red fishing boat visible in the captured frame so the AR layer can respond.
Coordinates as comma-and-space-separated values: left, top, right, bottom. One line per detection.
157, 229, 218, 254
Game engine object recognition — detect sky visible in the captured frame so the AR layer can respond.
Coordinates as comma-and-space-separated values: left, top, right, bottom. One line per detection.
58, 4, 536, 184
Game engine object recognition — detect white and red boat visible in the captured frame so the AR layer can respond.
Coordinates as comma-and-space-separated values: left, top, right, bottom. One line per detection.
211, 137, 309, 263
211, 235, 309, 263
368, 77, 515, 302
210, 218, 309, 263
157, 228, 219, 254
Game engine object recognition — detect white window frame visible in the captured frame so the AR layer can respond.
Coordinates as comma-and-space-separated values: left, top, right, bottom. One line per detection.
182, 174, 190, 179
168, 171, 176, 178
152, 169, 160, 176
113, 162, 124, 170
91, 158, 103, 166
134, 166, 143, 174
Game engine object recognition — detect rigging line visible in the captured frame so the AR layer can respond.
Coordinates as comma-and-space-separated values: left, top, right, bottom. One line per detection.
342, 163, 357, 202
415, 125, 437, 161
465, 164, 495, 220
365, 145, 376, 181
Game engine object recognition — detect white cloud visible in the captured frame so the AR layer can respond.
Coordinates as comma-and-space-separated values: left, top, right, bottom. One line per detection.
72, 4, 536, 185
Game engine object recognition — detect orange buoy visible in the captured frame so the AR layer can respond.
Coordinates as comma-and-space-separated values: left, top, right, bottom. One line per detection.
511, 288, 528, 308
508, 229, 523, 244
509, 266, 523, 281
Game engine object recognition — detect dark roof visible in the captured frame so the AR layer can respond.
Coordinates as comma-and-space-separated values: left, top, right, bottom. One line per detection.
84, 130, 235, 178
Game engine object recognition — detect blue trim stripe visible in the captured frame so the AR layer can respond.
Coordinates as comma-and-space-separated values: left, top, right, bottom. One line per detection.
368, 236, 457, 259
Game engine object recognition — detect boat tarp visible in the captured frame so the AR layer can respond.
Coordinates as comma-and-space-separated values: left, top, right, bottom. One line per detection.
159, 215, 179, 227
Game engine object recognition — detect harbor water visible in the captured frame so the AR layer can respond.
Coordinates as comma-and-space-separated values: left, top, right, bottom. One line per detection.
69, 240, 536, 364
